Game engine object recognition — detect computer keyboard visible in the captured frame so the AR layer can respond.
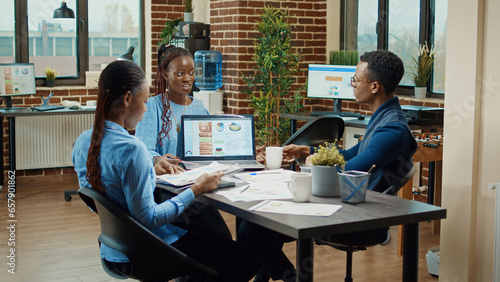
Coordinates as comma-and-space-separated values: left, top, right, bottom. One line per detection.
310, 111, 362, 118
31, 105, 65, 111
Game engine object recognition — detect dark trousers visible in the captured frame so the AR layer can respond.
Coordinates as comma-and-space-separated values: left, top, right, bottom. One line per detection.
160, 189, 233, 240
239, 219, 389, 281
238, 220, 296, 281
173, 222, 261, 282
105, 222, 261, 282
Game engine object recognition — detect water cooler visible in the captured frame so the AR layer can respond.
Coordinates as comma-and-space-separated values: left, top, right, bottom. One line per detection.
193, 50, 224, 114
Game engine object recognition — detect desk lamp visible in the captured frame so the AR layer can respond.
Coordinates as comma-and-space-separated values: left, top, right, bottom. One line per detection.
117, 42, 138, 62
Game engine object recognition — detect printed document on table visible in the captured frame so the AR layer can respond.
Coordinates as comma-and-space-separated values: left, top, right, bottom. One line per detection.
156, 161, 241, 187
233, 169, 295, 183
248, 200, 342, 216
216, 182, 293, 202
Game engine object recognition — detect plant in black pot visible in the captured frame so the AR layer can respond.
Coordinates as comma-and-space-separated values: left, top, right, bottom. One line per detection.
45, 67, 58, 87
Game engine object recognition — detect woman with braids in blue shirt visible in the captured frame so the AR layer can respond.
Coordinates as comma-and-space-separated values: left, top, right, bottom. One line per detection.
135, 45, 208, 162
72, 60, 260, 281
135, 45, 232, 239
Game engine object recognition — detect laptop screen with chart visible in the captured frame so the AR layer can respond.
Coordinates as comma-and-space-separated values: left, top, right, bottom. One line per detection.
180, 115, 264, 169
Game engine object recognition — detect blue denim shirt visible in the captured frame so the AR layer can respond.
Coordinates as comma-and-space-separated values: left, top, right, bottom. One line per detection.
135, 94, 209, 157
340, 97, 417, 192
72, 120, 195, 262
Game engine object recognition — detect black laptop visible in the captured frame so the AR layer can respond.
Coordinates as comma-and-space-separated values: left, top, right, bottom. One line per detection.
179, 115, 265, 170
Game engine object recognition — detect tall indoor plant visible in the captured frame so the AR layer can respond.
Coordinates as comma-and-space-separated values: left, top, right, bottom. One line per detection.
409, 42, 436, 98
241, 6, 305, 147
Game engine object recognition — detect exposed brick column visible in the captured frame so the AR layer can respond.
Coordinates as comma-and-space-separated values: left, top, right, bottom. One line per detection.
150, 0, 184, 82
209, 0, 328, 114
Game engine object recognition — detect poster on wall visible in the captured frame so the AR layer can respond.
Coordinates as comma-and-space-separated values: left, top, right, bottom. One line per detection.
0, 63, 36, 96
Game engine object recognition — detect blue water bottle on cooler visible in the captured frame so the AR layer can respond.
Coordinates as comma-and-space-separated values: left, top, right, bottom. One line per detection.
194, 50, 223, 90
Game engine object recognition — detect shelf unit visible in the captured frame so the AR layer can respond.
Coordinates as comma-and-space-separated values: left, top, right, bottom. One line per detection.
171, 22, 210, 54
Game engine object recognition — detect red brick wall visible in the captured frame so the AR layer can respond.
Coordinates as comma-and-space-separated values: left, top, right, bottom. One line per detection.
150, 0, 184, 82
208, 0, 328, 114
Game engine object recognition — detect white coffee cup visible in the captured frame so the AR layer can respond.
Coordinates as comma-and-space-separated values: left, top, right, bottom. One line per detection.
266, 146, 283, 170
287, 172, 312, 202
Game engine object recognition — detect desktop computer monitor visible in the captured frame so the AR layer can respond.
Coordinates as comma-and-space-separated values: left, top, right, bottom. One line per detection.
307, 64, 357, 112
0, 63, 37, 109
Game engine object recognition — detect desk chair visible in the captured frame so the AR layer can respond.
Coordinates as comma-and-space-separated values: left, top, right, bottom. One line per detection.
77, 187, 218, 281
282, 116, 344, 172
282, 116, 345, 147
315, 166, 417, 282
64, 190, 77, 201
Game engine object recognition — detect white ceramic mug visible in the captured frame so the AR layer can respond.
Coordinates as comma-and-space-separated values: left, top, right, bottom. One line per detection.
287, 172, 312, 202
266, 146, 283, 170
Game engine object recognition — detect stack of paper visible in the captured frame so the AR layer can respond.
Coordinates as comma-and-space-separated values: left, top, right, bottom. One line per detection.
156, 161, 241, 187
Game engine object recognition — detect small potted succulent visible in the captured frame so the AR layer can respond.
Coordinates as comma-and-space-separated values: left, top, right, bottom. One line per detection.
310, 141, 346, 197
45, 67, 58, 87
184, 0, 194, 22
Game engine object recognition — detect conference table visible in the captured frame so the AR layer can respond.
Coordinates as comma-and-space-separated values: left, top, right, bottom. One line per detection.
199, 187, 446, 282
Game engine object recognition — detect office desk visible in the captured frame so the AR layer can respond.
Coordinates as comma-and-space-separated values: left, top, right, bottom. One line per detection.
280, 112, 443, 133
0, 107, 95, 185
202, 190, 446, 282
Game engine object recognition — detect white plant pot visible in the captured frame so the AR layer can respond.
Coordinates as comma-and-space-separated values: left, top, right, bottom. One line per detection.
311, 165, 340, 197
184, 12, 194, 22
414, 87, 427, 99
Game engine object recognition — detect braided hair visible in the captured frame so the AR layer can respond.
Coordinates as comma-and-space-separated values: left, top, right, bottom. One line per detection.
154, 45, 193, 147
86, 60, 146, 192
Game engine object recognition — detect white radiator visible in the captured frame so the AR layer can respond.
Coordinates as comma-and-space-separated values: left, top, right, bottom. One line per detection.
16, 114, 94, 170
490, 182, 500, 282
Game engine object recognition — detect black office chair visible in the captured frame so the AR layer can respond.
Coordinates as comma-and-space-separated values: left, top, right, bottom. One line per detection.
282, 116, 345, 147
64, 190, 78, 201
315, 166, 417, 282
77, 187, 218, 281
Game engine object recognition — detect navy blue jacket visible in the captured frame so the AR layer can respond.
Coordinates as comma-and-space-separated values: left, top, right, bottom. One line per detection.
340, 97, 417, 192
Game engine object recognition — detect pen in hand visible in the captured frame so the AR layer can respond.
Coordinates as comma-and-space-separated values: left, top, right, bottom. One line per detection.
292, 156, 302, 167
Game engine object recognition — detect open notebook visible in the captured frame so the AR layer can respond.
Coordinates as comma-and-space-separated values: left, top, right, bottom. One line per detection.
179, 115, 265, 170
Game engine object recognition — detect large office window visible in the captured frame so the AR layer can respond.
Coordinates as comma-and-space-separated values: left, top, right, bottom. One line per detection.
1, 0, 143, 86
0, 1, 15, 63
342, 0, 447, 94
